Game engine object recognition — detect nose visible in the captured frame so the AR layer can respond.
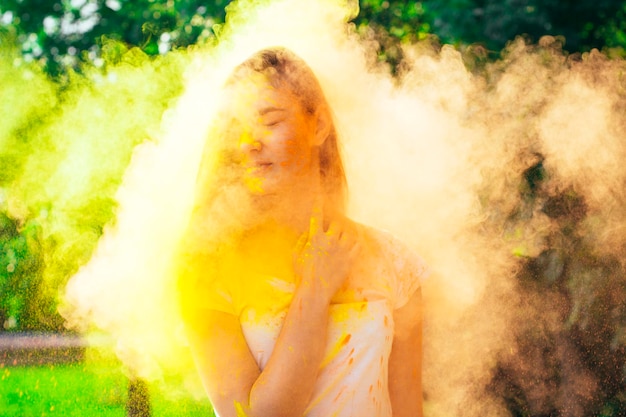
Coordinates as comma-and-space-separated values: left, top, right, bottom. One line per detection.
238, 129, 262, 153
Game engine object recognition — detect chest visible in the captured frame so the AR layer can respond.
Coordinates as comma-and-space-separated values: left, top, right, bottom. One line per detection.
228, 239, 395, 314
240, 299, 395, 372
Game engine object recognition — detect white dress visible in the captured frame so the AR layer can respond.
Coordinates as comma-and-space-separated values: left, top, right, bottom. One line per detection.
194, 226, 428, 417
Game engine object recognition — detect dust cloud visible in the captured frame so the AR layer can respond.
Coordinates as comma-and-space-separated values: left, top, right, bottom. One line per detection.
3, 0, 624, 413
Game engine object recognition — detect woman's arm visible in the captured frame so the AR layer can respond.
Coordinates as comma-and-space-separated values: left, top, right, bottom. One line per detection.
389, 287, 424, 417
186, 287, 331, 417
186, 215, 358, 417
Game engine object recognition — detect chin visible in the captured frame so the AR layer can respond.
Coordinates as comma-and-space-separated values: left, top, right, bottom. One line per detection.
245, 177, 280, 195
247, 186, 279, 201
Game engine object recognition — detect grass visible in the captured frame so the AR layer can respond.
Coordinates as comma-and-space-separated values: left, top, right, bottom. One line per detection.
0, 347, 214, 417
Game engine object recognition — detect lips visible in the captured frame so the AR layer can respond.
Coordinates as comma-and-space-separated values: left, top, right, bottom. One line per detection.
244, 161, 273, 173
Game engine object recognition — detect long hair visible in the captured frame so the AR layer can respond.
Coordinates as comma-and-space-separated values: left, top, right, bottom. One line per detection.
178, 48, 347, 320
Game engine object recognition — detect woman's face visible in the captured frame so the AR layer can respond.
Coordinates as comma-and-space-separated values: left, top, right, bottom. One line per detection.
221, 76, 320, 197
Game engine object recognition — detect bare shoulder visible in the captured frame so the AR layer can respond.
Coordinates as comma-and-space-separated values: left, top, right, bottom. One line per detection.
350, 221, 427, 273
344, 220, 429, 308
339, 218, 391, 247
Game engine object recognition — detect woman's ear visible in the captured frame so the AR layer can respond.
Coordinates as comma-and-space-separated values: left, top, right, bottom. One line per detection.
312, 106, 331, 147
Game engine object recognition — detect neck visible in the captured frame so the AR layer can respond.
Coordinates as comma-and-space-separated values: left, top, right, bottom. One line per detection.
252, 186, 343, 244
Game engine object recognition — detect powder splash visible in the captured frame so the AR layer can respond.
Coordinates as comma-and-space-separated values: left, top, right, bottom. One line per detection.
2, 0, 621, 414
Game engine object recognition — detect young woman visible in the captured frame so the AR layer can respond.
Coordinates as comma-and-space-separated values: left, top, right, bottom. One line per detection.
178, 47, 428, 417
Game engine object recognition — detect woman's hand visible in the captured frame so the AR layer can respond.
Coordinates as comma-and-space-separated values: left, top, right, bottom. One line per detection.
293, 206, 360, 303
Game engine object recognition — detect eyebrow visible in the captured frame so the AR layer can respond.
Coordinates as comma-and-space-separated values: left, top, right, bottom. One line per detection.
258, 106, 287, 116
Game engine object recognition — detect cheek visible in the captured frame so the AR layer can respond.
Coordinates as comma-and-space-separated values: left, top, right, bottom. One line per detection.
280, 138, 312, 169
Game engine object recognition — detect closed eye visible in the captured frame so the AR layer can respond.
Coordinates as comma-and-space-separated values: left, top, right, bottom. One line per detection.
259, 107, 286, 127
263, 118, 284, 127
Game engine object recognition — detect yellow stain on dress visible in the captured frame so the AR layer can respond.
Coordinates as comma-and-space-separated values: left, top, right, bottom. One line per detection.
234, 401, 249, 417
320, 332, 352, 369
209, 227, 300, 319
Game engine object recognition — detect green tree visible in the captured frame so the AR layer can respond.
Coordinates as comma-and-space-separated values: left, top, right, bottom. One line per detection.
0, 0, 229, 74
4, 0, 626, 76
355, 0, 626, 54
0, 212, 56, 331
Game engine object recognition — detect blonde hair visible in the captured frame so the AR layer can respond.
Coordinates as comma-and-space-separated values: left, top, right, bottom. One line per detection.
178, 48, 348, 319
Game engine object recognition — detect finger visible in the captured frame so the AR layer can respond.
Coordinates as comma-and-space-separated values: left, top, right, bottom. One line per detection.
309, 197, 324, 236
294, 229, 309, 254
326, 220, 340, 237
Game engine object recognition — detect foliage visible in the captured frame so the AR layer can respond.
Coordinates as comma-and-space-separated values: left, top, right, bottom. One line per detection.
471, 40, 626, 415
0, 212, 60, 331
354, 0, 626, 54
492, 175, 626, 416
0, 0, 228, 75
2, 0, 626, 75
0, 30, 187, 333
